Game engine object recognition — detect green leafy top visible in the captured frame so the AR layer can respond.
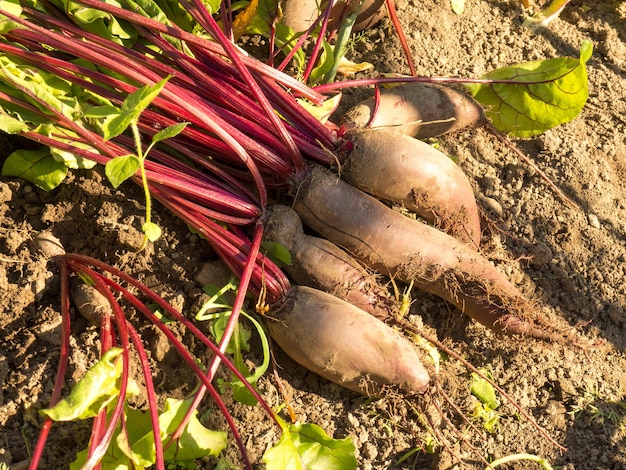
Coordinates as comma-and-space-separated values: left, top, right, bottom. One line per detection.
262, 418, 357, 470
466, 41, 592, 138
2, 147, 68, 190
68, 397, 228, 469
125, 396, 228, 465
41, 347, 227, 469
0, 55, 80, 120
47, 0, 138, 46
40, 347, 128, 421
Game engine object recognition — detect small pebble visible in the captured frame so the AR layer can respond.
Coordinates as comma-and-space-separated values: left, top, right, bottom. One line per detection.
347, 412, 360, 429
483, 197, 503, 217
24, 191, 40, 203
587, 213, 600, 228
194, 260, 232, 287
363, 442, 378, 460
536, 131, 562, 154
23, 204, 42, 216
33, 314, 63, 346
33, 231, 66, 258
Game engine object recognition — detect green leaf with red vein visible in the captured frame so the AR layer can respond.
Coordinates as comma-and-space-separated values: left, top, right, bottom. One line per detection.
2, 147, 67, 190
466, 40, 592, 138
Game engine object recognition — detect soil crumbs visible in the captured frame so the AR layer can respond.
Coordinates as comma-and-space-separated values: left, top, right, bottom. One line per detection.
1, 1, 626, 469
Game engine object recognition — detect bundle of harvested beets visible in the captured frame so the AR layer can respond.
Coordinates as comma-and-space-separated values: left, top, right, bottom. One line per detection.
0, 0, 590, 466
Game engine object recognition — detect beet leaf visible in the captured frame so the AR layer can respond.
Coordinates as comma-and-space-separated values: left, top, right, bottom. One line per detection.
466, 40, 592, 137
40, 348, 130, 421
2, 147, 67, 190
262, 417, 357, 470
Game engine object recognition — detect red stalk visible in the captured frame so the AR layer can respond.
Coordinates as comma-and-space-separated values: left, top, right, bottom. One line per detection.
150, 186, 290, 301
313, 73, 578, 94
3, 8, 338, 174
302, 0, 336, 83
28, 260, 72, 470
86, 293, 114, 469
181, 0, 304, 175
77, 267, 131, 470
384, 0, 417, 76
127, 324, 165, 470
169, 223, 266, 446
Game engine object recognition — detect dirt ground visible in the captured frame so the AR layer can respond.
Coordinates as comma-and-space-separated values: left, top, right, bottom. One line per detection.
1, 0, 626, 468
